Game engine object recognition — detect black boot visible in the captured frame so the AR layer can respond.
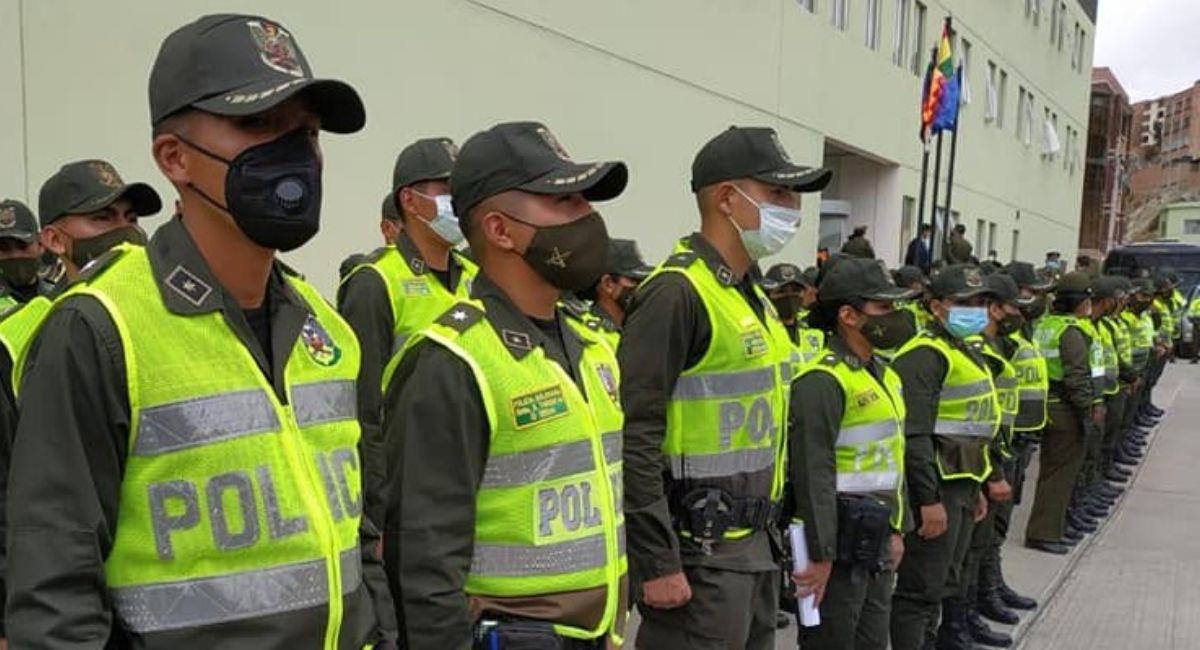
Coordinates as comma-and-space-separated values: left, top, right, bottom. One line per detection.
1145, 403, 1165, 416
935, 598, 978, 650
996, 564, 1038, 610
967, 605, 1014, 647
977, 583, 1020, 625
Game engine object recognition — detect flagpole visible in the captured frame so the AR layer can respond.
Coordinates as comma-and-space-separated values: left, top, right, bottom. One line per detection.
930, 131, 945, 261
916, 137, 932, 270
942, 64, 962, 262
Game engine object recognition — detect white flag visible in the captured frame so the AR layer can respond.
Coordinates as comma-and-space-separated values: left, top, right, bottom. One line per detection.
1043, 117, 1062, 156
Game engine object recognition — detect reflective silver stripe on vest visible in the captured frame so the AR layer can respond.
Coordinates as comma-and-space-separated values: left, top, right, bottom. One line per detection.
602, 430, 622, 465
934, 419, 996, 437
482, 440, 597, 489
836, 421, 899, 447
617, 522, 627, 558
1018, 388, 1048, 401
837, 470, 900, 493
112, 547, 361, 633
1040, 349, 1061, 359
993, 377, 1017, 390
135, 389, 279, 456
672, 367, 776, 400
471, 533, 607, 577
938, 379, 994, 401
293, 380, 357, 427
667, 446, 775, 479
1001, 412, 1015, 426
1012, 347, 1040, 361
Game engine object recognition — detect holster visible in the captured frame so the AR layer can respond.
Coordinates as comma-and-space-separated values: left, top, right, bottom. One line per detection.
474, 619, 600, 650
834, 494, 892, 573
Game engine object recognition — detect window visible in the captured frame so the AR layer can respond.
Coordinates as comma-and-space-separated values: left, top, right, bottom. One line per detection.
1075, 27, 1087, 72
900, 196, 917, 253
1057, 1, 1067, 50
1011, 228, 1020, 262
985, 61, 998, 122
988, 222, 998, 257
832, 0, 849, 30
910, 1, 927, 75
960, 39, 972, 105
1071, 22, 1082, 69
1043, 109, 1061, 158
865, 0, 881, 49
1017, 87, 1029, 143
892, 0, 910, 67
1184, 219, 1200, 235
998, 70, 1008, 128
797, 0, 816, 12
975, 219, 986, 252
1027, 0, 1041, 26
1049, 0, 1059, 43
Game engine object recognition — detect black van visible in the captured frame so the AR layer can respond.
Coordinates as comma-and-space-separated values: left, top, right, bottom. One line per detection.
1103, 241, 1200, 293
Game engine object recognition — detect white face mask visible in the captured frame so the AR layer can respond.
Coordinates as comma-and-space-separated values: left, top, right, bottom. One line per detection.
730, 186, 802, 260
413, 191, 464, 245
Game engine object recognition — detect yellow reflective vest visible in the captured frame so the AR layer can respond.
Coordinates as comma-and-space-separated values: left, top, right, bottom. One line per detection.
386, 299, 627, 643
60, 245, 366, 647
0, 295, 52, 394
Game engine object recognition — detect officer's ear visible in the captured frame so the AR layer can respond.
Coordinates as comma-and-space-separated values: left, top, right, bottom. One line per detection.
39, 225, 69, 258
837, 304, 863, 330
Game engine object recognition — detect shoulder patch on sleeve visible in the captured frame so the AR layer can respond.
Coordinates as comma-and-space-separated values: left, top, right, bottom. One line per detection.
664, 252, 697, 268
435, 302, 485, 333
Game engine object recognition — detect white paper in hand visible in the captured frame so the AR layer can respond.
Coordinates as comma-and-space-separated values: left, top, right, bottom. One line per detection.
788, 522, 822, 627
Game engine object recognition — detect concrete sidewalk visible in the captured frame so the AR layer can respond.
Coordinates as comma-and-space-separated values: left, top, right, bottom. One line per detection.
625, 364, 1190, 649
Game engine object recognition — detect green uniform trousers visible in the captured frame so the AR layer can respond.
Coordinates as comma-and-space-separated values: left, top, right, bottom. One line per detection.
1079, 404, 1105, 489
1026, 402, 1086, 543
635, 565, 778, 650
1102, 390, 1129, 473
890, 479, 979, 650
981, 456, 1018, 588
797, 565, 894, 650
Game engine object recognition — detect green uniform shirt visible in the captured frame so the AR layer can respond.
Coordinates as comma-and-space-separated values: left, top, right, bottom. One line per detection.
5, 218, 396, 649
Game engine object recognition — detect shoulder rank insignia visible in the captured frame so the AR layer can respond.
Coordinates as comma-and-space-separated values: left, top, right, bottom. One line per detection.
435, 302, 484, 333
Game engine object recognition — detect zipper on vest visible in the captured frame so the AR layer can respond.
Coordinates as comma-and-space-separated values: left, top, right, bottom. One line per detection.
548, 359, 618, 642
278, 403, 344, 650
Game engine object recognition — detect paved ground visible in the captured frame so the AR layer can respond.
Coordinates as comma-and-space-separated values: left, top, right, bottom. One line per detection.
627, 364, 1193, 649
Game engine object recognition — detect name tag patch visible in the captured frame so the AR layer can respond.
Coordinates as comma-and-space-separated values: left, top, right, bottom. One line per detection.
512, 386, 569, 428
401, 279, 431, 296
741, 329, 768, 358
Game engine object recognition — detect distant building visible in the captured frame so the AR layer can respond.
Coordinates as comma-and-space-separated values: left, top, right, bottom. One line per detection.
1126, 81, 1200, 241
1079, 67, 1132, 257
1157, 202, 1200, 244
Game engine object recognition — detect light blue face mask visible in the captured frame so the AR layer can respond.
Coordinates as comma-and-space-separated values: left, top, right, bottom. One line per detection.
731, 186, 802, 260
413, 191, 464, 245
945, 305, 989, 338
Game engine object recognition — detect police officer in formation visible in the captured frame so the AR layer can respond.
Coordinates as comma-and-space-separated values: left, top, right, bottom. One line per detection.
0, 13, 1183, 650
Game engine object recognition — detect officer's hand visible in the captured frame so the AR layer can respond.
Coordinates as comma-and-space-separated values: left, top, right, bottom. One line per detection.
793, 560, 833, 605
987, 479, 1013, 503
641, 571, 692, 609
917, 502, 948, 540
889, 533, 905, 570
973, 492, 989, 522
1092, 405, 1107, 426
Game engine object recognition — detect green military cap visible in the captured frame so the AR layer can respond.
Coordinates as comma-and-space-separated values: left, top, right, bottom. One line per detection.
451, 121, 627, 219
0, 199, 40, 243
1056, 270, 1092, 296
690, 126, 832, 193
149, 14, 364, 133
382, 191, 401, 221
763, 262, 811, 291
1092, 275, 1127, 300
930, 264, 994, 300
606, 238, 654, 280
892, 264, 929, 288
38, 160, 162, 228
393, 137, 458, 191
818, 257, 916, 303
984, 273, 1033, 307
1003, 261, 1055, 291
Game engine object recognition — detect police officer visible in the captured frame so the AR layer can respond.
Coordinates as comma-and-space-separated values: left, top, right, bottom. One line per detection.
889, 264, 998, 650
6, 14, 396, 648
1086, 278, 1133, 508
569, 237, 653, 347
337, 192, 403, 280
338, 136, 477, 529
765, 262, 825, 364
0, 200, 53, 309
1026, 271, 1098, 555
1121, 279, 1160, 458
619, 126, 830, 649
381, 121, 628, 648
791, 257, 916, 650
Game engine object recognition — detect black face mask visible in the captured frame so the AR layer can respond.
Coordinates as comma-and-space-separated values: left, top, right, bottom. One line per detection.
69, 225, 147, 270
997, 313, 1024, 336
861, 308, 917, 350
179, 129, 323, 252
507, 211, 610, 292
1020, 295, 1048, 321
0, 257, 40, 287
772, 295, 804, 322
616, 285, 637, 313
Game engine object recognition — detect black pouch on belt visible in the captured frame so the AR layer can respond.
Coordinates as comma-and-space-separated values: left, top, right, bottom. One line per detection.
834, 494, 893, 572
474, 619, 567, 650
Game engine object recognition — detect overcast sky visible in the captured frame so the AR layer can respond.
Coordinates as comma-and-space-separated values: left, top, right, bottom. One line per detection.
1093, 0, 1200, 102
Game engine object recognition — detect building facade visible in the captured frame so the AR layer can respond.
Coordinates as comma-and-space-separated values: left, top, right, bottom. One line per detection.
1079, 67, 1132, 257
1127, 81, 1200, 241
0, 0, 1096, 294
